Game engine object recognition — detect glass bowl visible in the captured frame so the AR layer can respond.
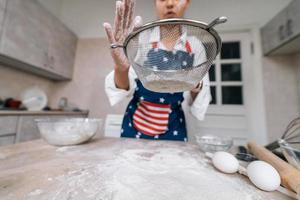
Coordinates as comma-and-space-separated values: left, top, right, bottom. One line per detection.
195, 134, 233, 153
35, 118, 102, 146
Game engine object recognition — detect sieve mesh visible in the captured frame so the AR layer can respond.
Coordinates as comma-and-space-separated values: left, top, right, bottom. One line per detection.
121, 19, 224, 92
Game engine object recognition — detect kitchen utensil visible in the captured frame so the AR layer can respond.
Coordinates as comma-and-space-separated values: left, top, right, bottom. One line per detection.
35, 118, 102, 146
195, 134, 233, 153
248, 141, 300, 198
4, 98, 22, 109
58, 97, 68, 110
266, 117, 300, 151
235, 153, 258, 162
235, 146, 258, 162
279, 139, 300, 170
111, 17, 227, 92
21, 87, 47, 111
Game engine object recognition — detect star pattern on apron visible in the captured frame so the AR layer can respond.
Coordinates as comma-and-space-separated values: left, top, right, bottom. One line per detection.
144, 41, 194, 70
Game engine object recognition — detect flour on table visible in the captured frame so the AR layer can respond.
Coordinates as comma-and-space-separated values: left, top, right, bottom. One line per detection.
0, 153, 7, 160
27, 144, 264, 200
28, 189, 43, 196
56, 146, 74, 152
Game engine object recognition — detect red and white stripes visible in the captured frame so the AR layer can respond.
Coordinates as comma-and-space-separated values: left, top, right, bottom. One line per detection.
133, 101, 171, 136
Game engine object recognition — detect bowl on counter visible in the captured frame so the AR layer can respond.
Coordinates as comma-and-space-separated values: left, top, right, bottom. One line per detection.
35, 118, 102, 146
195, 134, 233, 153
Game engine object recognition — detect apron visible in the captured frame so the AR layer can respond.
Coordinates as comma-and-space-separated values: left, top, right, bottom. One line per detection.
120, 41, 194, 142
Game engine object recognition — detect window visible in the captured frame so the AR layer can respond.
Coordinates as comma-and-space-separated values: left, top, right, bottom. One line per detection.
209, 41, 243, 105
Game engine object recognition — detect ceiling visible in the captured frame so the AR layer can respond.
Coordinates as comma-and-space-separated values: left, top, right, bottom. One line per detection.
39, 0, 293, 38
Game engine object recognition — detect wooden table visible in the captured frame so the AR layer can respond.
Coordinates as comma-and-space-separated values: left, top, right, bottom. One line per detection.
0, 138, 294, 200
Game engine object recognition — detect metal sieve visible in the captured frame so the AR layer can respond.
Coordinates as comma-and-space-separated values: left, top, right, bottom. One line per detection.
111, 16, 227, 92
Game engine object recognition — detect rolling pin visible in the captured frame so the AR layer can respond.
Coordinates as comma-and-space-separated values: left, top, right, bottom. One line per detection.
248, 141, 300, 198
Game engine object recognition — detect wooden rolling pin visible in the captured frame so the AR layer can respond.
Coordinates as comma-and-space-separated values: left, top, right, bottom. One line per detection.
248, 141, 300, 198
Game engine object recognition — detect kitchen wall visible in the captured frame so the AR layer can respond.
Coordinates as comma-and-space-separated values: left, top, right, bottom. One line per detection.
49, 38, 130, 122
38, 0, 62, 17
0, 65, 54, 103
41, 0, 292, 38
261, 53, 300, 142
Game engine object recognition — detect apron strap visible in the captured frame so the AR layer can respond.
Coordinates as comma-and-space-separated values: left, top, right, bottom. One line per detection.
151, 41, 192, 53
185, 41, 192, 54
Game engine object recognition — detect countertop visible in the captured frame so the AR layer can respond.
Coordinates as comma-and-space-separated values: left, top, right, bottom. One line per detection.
0, 138, 294, 200
0, 110, 89, 116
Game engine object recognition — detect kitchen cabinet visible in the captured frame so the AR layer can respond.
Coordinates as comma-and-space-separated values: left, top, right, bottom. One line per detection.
0, 0, 77, 80
0, 135, 15, 146
261, 0, 300, 55
47, 13, 77, 78
0, 111, 89, 146
0, 0, 6, 36
0, 116, 18, 136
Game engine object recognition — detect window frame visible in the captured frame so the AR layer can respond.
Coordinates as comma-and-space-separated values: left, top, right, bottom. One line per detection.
207, 33, 251, 115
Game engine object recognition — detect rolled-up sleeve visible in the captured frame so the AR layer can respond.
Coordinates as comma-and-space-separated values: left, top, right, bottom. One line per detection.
105, 67, 137, 106
184, 74, 211, 121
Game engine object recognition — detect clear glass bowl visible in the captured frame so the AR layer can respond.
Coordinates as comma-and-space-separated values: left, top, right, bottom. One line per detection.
195, 134, 233, 153
278, 139, 300, 170
35, 118, 102, 146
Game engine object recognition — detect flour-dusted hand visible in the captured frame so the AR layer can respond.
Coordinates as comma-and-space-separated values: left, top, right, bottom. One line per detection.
103, 0, 143, 71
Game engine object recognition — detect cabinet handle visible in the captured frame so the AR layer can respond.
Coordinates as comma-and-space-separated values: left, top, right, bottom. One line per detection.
286, 19, 293, 37
278, 25, 285, 41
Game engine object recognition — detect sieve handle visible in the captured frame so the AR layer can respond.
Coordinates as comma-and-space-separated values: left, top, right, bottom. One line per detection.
207, 16, 228, 29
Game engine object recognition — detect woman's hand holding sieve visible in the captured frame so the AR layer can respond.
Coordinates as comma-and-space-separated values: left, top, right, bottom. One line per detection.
103, 0, 142, 71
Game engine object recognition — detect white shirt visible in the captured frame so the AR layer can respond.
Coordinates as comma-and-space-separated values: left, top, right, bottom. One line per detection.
105, 26, 211, 121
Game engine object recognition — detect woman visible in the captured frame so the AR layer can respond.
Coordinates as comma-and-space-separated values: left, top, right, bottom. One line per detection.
103, 0, 211, 142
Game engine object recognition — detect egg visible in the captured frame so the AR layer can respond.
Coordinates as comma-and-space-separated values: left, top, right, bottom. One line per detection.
246, 161, 281, 191
212, 151, 239, 173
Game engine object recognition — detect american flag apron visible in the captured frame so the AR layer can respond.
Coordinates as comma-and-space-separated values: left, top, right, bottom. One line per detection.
133, 100, 171, 136
120, 41, 194, 141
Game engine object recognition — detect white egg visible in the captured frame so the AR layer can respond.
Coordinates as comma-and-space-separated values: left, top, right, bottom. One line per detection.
212, 151, 239, 173
247, 161, 281, 191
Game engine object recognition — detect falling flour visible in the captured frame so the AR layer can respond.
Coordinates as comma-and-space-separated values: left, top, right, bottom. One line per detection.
27, 145, 265, 200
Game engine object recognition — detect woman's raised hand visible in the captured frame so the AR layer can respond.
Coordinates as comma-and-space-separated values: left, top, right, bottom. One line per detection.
103, 0, 142, 71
